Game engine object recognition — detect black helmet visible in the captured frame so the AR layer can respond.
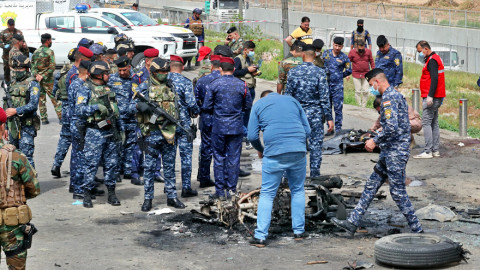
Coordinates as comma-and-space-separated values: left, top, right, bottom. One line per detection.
150, 58, 170, 73
88, 61, 110, 75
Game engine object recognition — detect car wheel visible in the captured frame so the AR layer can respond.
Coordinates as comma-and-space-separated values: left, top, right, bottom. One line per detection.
374, 233, 468, 268
132, 52, 145, 71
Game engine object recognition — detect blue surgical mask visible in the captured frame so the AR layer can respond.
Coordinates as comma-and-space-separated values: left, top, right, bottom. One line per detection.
419, 52, 424, 58
232, 38, 236, 43
247, 51, 255, 58
370, 81, 380, 96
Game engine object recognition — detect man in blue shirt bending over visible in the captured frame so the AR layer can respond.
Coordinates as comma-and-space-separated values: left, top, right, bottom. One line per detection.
247, 90, 311, 248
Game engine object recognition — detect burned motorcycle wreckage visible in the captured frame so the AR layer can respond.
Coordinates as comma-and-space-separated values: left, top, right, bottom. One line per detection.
193, 175, 350, 232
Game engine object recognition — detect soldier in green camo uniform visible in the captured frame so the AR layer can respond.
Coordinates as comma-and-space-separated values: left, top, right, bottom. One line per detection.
225, 27, 244, 57
31, 33, 61, 124
192, 46, 212, 87
0, 19, 27, 84
8, 34, 29, 83
276, 40, 304, 94
0, 107, 40, 270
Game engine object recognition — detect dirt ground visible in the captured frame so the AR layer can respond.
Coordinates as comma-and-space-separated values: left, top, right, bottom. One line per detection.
2, 69, 473, 270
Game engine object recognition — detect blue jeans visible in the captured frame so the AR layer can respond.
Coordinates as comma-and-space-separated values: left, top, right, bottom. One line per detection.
254, 152, 307, 240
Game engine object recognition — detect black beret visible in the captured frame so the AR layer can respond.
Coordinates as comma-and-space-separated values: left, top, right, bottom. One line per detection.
114, 56, 130, 68
333, 37, 344, 45
7, 19, 15, 26
303, 44, 315, 52
376, 35, 388, 47
365, 68, 384, 82
79, 60, 91, 70
357, 19, 364, 25
12, 34, 24, 41
213, 45, 233, 57
117, 48, 127, 57
312, 39, 324, 50
226, 26, 237, 34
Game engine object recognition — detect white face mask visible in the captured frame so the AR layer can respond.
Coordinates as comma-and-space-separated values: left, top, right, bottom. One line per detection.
315, 52, 321, 57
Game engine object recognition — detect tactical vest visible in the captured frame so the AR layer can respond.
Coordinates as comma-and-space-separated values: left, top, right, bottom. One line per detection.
235, 54, 256, 88
57, 63, 72, 101
9, 78, 37, 126
85, 81, 120, 123
189, 17, 203, 36
136, 78, 178, 143
353, 30, 366, 47
0, 144, 32, 226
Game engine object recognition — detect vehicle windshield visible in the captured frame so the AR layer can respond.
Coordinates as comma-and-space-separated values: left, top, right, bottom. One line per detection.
121, 12, 157, 26
436, 51, 458, 67
102, 15, 130, 31
219, 0, 239, 9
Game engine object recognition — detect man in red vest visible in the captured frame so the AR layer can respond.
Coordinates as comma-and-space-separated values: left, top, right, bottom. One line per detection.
414, 40, 445, 159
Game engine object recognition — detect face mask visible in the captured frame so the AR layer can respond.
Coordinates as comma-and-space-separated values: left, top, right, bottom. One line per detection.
203, 59, 211, 65
14, 70, 29, 82
315, 51, 321, 57
232, 38, 236, 43
358, 49, 365, 54
156, 73, 167, 82
369, 81, 380, 96
48, 41, 52, 48
419, 52, 424, 58
357, 26, 364, 32
247, 51, 255, 58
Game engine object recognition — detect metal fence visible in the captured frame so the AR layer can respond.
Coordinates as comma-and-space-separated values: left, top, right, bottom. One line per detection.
250, 0, 480, 29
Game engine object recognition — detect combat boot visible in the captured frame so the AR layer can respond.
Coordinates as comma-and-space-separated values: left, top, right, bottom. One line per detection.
141, 199, 152, 212
331, 218, 357, 238
239, 169, 251, 177
123, 174, 132, 179
107, 185, 120, 206
181, 187, 198, 198
91, 187, 105, 196
83, 189, 93, 208
51, 165, 61, 178
154, 174, 165, 183
199, 179, 215, 188
131, 175, 143, 186
167, 197, 185, 209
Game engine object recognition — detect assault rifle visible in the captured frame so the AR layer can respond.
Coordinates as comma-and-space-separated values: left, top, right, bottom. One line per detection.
98, 94, 122, 142
1, 80, 21, 139
133, 90, 195, 142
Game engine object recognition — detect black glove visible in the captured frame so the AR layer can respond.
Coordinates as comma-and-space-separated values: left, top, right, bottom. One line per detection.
136, 102, 151, 113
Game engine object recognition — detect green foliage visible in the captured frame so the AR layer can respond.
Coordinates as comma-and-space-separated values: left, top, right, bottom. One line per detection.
456, 19, 480, 28
157, 18, 163, 24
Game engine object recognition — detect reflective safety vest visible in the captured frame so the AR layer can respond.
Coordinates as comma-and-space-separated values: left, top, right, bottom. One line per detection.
189, 17, 203, 36
136, 78, 179, 143
353, 30, 366, 46
420, 53, 446, 98
86, 80, 119, 123
57, 63, 72, 101
235, 54, 256, 88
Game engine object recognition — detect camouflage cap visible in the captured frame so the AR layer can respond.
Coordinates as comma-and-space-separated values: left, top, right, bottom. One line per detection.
150, 58, 170, 73
88, 61, 110, 75
12, 55, 31, 68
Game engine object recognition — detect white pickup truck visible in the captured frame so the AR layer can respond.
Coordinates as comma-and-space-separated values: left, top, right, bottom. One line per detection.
1, 4, 176, 66
89, 8, 198, 63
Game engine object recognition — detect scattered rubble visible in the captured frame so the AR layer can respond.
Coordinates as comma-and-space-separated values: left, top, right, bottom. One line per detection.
416, 204, 458, 222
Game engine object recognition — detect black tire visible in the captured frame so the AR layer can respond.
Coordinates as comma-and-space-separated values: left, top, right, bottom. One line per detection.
374, 233, 464, 269
131, 52, 145, 71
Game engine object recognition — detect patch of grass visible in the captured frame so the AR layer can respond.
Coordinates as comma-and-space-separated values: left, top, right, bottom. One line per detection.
456, 19, 480, 28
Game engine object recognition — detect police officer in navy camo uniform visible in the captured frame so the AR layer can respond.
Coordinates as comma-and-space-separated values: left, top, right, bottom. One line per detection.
332, 68, 423, 237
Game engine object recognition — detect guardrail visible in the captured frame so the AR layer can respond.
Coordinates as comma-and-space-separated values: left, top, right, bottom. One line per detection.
252, 0, 480, 29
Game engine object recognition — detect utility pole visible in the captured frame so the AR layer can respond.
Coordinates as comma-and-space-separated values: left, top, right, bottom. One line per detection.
281, 0, 289, 58
238, 0, 244, 32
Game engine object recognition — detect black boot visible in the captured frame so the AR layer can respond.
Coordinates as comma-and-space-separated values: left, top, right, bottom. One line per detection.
199, 179, 215, 188
331, 218, 357, 238
131, 175, 144, 186
69, 184, 74, 193
94, 176, 104, 184
123, 174, 132, 179
91, 187, 105, 196
181, 187, 198, 198
239, 169, 251, 177
51, 165, 61, 178
83, 189, 93, 208
141, 199, 152, 212
167, 197, 185, 209
154, 174, 165, 183
73, 192, 96, 200
107, 185, 121, 206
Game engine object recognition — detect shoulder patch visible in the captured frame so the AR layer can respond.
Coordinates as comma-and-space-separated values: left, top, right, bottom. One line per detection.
385, 109, 392, 119
32, 87, 39, 96
114, 82, 122, 86
383, 100, 391, 107
336, 59, 343, 63
345, 62, 351, 69
384, 56, 390, 59
77, 96, 85, 105
394, 58, 400, 66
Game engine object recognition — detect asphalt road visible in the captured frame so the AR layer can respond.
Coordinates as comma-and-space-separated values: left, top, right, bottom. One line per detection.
0, 67, 479, 269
